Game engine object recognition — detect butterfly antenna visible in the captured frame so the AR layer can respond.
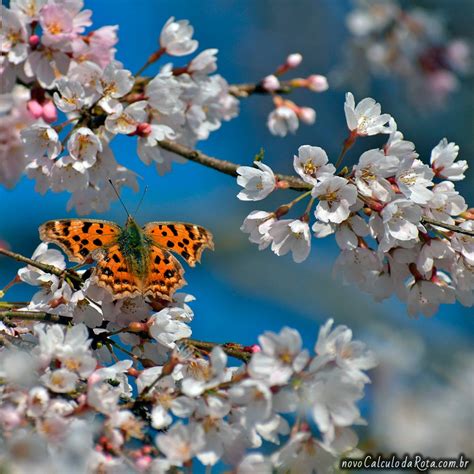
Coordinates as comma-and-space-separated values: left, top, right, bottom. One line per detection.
134, 185, 148, 217
108, 179, 131, 218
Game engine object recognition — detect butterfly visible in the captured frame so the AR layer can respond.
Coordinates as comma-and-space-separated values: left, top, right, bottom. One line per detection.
39, 216, 214, 301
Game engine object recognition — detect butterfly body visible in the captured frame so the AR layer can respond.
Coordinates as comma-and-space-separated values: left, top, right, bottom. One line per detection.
116, 217, 153, 280
39, 216, 214, 301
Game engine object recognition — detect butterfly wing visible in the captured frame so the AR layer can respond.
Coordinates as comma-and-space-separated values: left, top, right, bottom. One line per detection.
94, 244, 144, 299
39, 219, 121, 263
143, 245, 186, 300
95, 243, 186, 301
143, 222, 214, 267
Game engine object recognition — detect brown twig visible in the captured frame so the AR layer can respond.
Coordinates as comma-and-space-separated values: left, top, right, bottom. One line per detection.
0, 310, 71, 324
228, 80, 293, 97
184, 338, 251, 363
157, 140, 311, 191
0, 248, 84, 285
421, 216, 474, 237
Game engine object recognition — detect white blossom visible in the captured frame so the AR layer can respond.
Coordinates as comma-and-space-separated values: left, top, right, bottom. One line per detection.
249, 327, 309, 385
53, 79, 85, 113
66, 127, 102, 171
21, 125, 61, 160
156, 422, 205, 466
344, 92, 393, 136
395, 158, 434, 205
268, 219, 311, 263
267, 106, 299, 136
430, 138, 467, 181
236, 161, 276, 201
160, 17, 198, 56
293, 145, 335, 185
313, 176, 358, 224
240, 211, 276, 250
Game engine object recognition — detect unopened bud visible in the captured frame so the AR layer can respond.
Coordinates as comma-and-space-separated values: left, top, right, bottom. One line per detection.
27, 100, 43, 119
42, 100, 57, 123
461, 208, 474, 220
29, 34, 40, 48
136, 122, 152, 137
306, 74, 328, 92
275, 204, 291, 219
286, 53, 303, 68
243, 344, 261, 353
297, 107, 316, 124
127, 367, 140, 377
128, 321, 148, 333
275, 179, 290, 189
261, 74, 280, 92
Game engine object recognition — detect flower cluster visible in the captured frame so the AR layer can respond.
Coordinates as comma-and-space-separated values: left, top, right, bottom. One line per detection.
335, 0, 471, 107
1, 1, 330, 214
2, 2, 240, 213
237, 92, 473, 317
246, 52, 329, 137
0, 246, 376, 471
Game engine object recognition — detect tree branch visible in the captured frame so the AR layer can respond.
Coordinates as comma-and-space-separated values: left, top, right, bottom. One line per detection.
158, 141, 474, 237
228, 80, 293, 98
0, 310, 71, 324
157, 140, 311, 191
0, 248, 84, 285
184, 338, 251, 363
421, 216, 474, 237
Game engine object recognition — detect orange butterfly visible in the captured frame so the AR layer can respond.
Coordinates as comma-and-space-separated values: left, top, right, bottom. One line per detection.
39, 216, 214, 301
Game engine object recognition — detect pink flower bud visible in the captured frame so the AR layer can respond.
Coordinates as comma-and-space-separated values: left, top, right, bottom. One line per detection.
27, 99, 44, 119
298, 107, 316, 124
136, 456, 152, 471
286, 53, 303, 68
29, 34, 40, 48
42, 100, 58, 123
250, 344, 261, 353
136, 122, 152, 137
261, 74, 280, 91
307, 74, 329, 92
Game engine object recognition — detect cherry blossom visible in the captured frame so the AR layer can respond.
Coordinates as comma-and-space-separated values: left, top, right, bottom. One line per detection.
236, 161, 276, 201
430, 138, 468, 181
160, 17, 198, 56
313, 176, 358, 224
293, 145, 335, 185
344, 92, 393, 136
267, 106, 299, 136
268, 219, 312, 263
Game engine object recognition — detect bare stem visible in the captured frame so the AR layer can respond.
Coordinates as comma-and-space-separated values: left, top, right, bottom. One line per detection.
0, 310, 71, 324
421, 216, 474, 237
335, 132, 357, 170
0, 248, 83, 285
135, 48, 165, 77
228, 80, 294, 98
184, 338, 251, 362
157, 140, 311, 191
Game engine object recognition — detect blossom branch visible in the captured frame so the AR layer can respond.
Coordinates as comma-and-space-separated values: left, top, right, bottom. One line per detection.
157, 141, 473, 236
157, 139, 311, 191
420, 216, 474, 236
184, 338, 252, 362
228, 80, 294, 97
0, 310, 71, 324
0, 248, 83, 285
